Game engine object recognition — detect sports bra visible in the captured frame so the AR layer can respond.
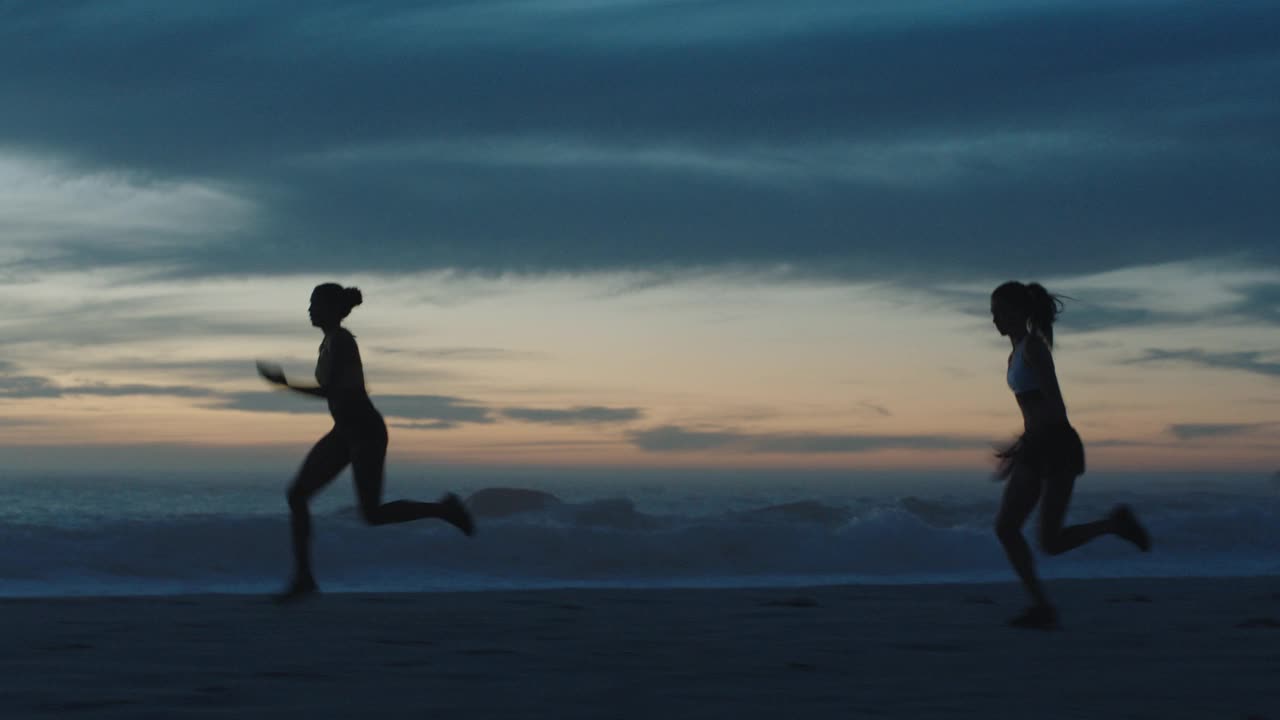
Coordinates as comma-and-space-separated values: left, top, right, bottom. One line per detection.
1006, 336, 1041, 394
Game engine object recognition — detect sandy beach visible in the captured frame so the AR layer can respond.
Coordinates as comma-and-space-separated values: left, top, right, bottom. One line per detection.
1, 576, 1278, 719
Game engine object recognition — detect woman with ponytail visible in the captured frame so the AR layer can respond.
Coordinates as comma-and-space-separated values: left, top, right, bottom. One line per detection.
257, 283, 474, 602
989, 281, 1149, 628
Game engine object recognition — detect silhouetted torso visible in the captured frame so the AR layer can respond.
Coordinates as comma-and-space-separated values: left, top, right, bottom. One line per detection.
316, 328, 381, 431
1007, 335, 1068, 432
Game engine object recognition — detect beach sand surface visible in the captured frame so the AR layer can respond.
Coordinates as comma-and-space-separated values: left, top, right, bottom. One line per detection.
2, 577, 1278, 719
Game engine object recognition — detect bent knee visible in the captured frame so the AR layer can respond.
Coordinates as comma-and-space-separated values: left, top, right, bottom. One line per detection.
286, 484, 309, 509
994, 517, 1022, 543
358, 503, 386, 526
1037, 532, 1068, 556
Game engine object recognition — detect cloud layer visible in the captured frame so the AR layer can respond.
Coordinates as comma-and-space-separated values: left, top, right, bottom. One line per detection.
0, 368, 644, 431
628, 425, 982, 454
1, 1, 1276, 279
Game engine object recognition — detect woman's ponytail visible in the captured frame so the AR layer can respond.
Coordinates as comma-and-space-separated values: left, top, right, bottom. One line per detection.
991, 280, 1065, 346
343, 286, 363, 312
1025, 282, 1063, 346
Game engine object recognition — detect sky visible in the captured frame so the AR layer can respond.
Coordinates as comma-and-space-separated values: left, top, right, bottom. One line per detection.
0, 0, 1277, 476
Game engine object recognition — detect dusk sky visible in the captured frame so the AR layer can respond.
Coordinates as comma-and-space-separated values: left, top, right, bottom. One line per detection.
1, 1, 1277, 474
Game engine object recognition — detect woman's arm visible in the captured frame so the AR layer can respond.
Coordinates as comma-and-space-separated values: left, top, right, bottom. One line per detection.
256, 361, 328, 399
286, 384, 328, 398
1024, 335, 1067, 414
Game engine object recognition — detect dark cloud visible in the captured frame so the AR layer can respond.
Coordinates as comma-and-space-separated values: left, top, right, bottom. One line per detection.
65, 383, 218, 398
859, 402, 892, 418
2, 356, 446, 391
1057, 281, 1280, 332
1086, 438, 1168, 449
1227, 282, 1280, 325
213, 392, 495, 424
947, 285, 1228, 335
0, 375, 62, 399
629, 425, 981, 454
0, 1, 1276, 279
0, 301, 304, 348
628, 426, 745, 452
86, 358, 277, 382
0, 375, 216, 399
1168, 422, 1277, 440
0, 366, 640, 430
389, 420, 461, 431
1055, 305, 1183, 333
0, 363, 497, 424
500, 406, 643, 425
1127, 348, 1280, 379
372, 346, 532, 360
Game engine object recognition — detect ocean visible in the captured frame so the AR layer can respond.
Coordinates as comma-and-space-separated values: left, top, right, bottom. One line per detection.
0, 469, 1276, 596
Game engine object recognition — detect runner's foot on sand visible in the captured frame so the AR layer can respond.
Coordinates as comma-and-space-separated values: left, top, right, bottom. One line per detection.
273, 575, 319, 604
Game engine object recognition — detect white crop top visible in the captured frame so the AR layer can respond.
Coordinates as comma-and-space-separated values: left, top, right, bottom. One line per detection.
1006, 336, 1041, 394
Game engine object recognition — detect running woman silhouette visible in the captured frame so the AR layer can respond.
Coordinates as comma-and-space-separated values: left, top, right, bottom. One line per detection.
258, 283, 474, 602
990, 281, 1149, 629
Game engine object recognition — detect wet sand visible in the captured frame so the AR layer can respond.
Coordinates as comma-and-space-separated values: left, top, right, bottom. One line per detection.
1, 577, 1278, 719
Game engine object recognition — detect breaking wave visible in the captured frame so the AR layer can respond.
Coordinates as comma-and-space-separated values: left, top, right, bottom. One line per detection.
1, 486, 1277, 596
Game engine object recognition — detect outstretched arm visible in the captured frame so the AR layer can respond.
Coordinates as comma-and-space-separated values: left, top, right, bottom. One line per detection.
256, 361, 328, 399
